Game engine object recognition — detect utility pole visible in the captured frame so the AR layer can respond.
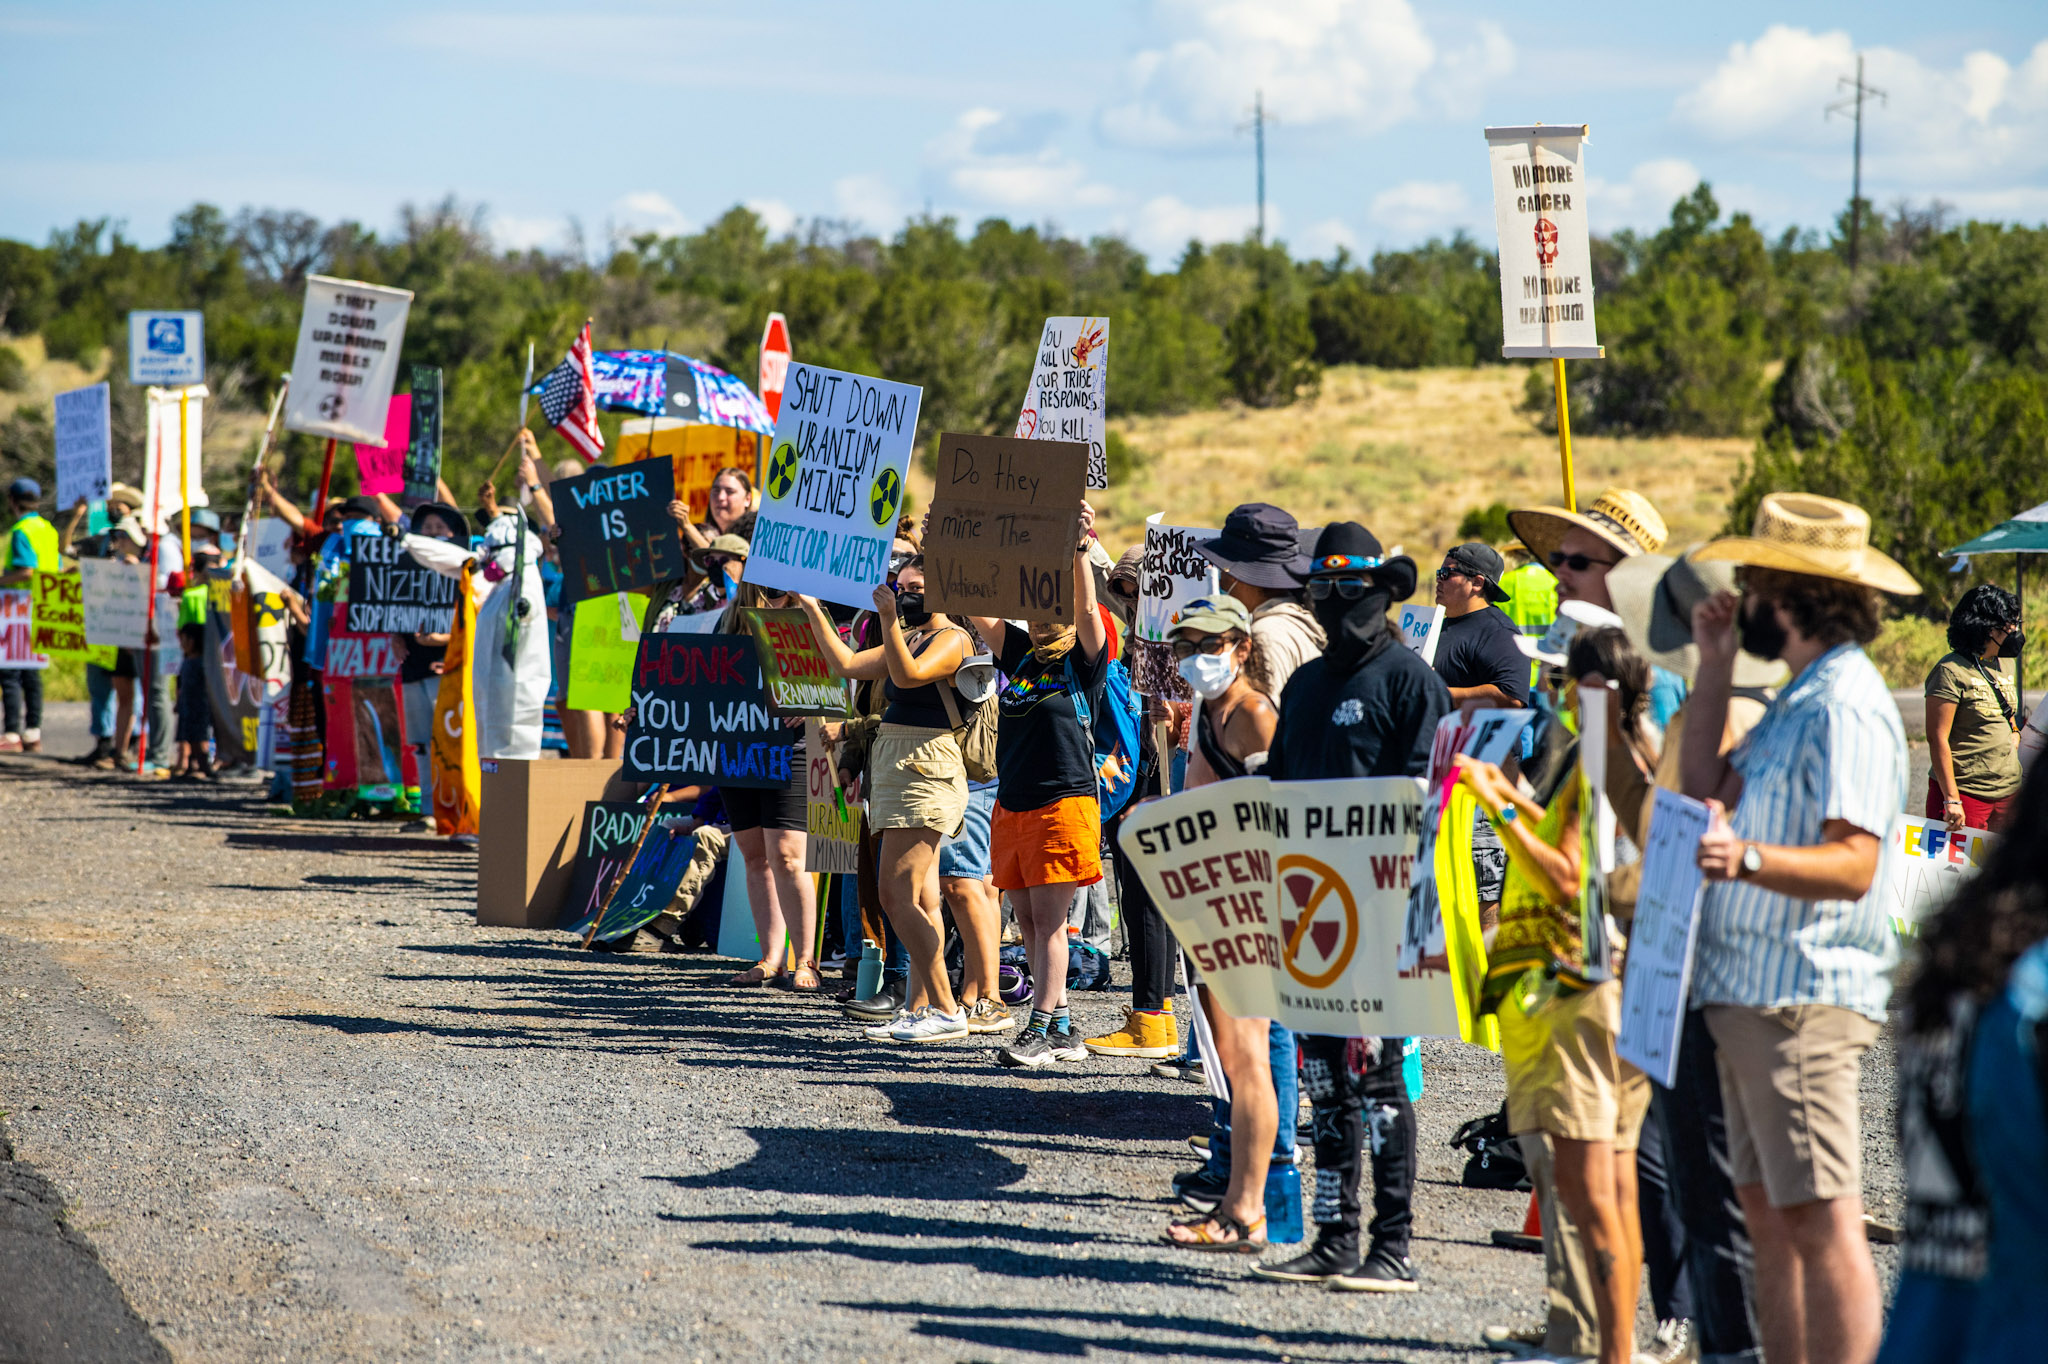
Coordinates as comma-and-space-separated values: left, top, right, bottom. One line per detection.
1827, 54, 1886, 275
1238, 91, 1273, 245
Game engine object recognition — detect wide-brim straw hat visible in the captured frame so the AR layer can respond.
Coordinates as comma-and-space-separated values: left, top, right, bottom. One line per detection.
1692, 493, 1920, 597
1606, 550, 1786, 688
1507, 488, 1668, 568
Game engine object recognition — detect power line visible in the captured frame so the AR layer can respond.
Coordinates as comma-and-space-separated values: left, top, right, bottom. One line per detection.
1826, 54, 1887, 275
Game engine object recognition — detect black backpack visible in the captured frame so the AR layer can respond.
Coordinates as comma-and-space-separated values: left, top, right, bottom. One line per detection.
1450, 1105, 1531, 1191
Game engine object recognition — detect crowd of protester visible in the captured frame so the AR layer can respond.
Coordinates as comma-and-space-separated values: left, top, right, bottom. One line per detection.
6, 450, 2046, 1364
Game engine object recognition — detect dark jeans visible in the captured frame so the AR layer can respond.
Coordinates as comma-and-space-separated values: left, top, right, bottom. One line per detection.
1297, 1033, 1416, 1257
0, 667, 41, 734
1118, 845, 1176, 1011
1650, 1009, 1760, 1360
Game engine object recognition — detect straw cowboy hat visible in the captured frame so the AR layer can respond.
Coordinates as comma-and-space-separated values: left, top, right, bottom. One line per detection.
1606, 550, 1786, 687
1507, 488, 1668, 568
1692, 493, 1920, 596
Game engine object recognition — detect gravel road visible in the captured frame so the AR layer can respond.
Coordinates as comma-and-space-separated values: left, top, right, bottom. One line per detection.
0, 735, 1904, 1364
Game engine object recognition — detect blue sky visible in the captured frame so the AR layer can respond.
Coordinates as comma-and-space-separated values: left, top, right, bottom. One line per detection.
3, 1, 2043, 262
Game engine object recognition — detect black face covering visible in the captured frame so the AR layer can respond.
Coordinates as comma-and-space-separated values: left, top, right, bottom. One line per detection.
895, 591, 931, 628
1314, 585, 1396, 669
1738, 595, 1788, 661
1999, 627, 2025, 659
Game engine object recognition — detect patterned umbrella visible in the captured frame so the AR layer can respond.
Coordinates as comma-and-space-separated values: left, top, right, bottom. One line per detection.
542, 350, 775, 434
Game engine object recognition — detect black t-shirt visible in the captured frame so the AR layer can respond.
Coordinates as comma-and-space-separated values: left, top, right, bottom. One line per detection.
1432, 605, 1528, 707
1267, 637, 1449, 781
994, 625, 1108, 812
883, 626, 968, 729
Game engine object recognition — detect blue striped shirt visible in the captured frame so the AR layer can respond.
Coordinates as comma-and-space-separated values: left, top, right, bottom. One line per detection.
1693, 643, 1905, 1019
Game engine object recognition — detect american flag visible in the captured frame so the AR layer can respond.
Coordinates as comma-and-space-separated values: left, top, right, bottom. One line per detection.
537, 322, 605, 461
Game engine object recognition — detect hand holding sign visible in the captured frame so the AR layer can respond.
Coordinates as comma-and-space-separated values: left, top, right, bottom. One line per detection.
922, 431, 1089, 622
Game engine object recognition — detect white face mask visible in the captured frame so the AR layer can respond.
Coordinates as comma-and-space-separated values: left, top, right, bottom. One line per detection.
1177, 651, 1237, 699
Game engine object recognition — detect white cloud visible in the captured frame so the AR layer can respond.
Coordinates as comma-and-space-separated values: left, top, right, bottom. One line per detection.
489, 212, 568, 252
1295, 218, 1359, 260
1119, 195, 1269, 259
925, 108, 1116, 214
746, 198, 797, 236
834, 175, 903, 232
1099, 0, 1511, 148
1588, 159, 1704, 229
1366, 181, 1470, 239
1677, 28, 2048, 184
611, 190, 691, 238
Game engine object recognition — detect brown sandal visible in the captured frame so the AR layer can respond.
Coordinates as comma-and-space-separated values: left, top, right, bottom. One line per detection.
1161, 1212, 1267, 1253
789, 964, 821, 993
725, 966, 772, 987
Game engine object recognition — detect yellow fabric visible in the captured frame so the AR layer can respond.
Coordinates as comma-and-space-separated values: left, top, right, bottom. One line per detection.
430, 563, 481, 837
1479, 768, 1586, 1015
1435, 782, 1501, 1051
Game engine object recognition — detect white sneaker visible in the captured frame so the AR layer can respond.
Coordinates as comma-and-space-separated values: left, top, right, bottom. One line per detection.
891, 1007, 970, 1043
864, 1009, 915, 1040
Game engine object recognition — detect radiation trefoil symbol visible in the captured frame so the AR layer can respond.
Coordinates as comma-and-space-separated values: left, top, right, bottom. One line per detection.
765, 441, 799, 501
868, 466, 902, 528
1277, 854, 1359, 990
1533, 217, 1560, 267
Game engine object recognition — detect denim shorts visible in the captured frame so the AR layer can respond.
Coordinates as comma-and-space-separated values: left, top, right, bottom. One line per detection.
939, 783, 997, 880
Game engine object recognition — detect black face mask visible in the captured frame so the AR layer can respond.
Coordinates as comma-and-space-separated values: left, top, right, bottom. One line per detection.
1314, 585, 1396, 669
895, 591, 931, 628
1738, 595, 1788, 661
1999, 627, 2025, 659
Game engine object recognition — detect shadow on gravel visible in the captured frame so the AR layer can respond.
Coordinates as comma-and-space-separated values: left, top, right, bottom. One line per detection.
878, 1078, 1206, 1145
226, 831, 476, 857
830, 1300, 1472, 1359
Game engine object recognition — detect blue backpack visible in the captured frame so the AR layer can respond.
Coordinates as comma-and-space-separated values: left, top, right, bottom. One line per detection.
1066, 652, 1143, 820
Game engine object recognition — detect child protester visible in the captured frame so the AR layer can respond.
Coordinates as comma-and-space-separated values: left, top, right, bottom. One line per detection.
173, 622, 214, 780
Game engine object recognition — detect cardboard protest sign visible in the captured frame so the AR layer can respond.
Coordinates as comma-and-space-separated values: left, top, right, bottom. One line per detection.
322, 673, 417, 801
557, 799, 697, 939
741, 362, 921, 610
740, 608, 851, 716
552, 455, 686, 602
283, 274, 416, 445
1396, 603, 1445, 664
350, 394, 410, 497
1877, 813, 1993, 935
1616, 788, 1714, 1087
623, 633, 792, 788
29, 569, 92, 663
142, 386, 207, 518
323, 602, 403, 679
346, 532, 458, 634
1117, 775, 1463, 1038
0, 590, 46, 668
1137, 514, 1221, 642
53, 383, 111, 510
79, 558, 171, 650
403, 366, 443, 504
127, 311, 204, 387
1484, 125, 1600, 359
804, 718, 860, 874
585, 822, 701, 943
923, 431, 1088, 622
564, 591, 648, 712
1015, 316, 1109, 488
613, 420, 762, 526
245, 516, 296, 583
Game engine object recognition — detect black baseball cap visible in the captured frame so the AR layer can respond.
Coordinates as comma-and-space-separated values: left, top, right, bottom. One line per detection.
1443, 542, 1510, 604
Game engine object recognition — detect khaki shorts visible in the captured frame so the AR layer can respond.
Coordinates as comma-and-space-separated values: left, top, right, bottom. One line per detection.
1704, 1003, 1879, 1207
1501, 978, 1650, 1151
867, 724, 968, 836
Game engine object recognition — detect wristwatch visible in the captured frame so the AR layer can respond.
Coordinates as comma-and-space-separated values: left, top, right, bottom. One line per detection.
1738, 843, 1764, 880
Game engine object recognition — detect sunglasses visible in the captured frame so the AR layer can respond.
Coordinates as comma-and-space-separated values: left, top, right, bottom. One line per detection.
1547, 551, 1618, 573
1306, 576, 1373, 600
1169, 634, 1236, 660
1435, 565, 1479, 582
701, 555, 736, 573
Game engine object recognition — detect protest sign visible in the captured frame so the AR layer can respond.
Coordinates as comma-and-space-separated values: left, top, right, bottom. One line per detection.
923, 431, 1089, 622
1137, 514, 1221, 643
323, 602, 403, 678
202, 571, 261, 767
53, 383, 111, 510
1484, 125, 1601, 360
142, 386, 207, 518
564, 591, 648, 712
1015, 316, 1109, 488
404, 366, 443, 503
283, 275, 416, 445
1616, 788, 1714, 1087
246, 516, 296, 582
740, 608, 851, 716
583, 820, 701, 943
759, 313, 792, 422
557, 800, 674, 936
623, 634, 792, 787
0, 590, 46, 668
804, 718, 861, 873
323, 674, 416, 801
79, 558, 170, 650
612, 420, 762, 525
346, 532, 458, 634
1118, 775, 1463, 1037
351, 393, 410, 497
29, 569, 87, 661
1397, 603, 1445, 664
552, 456, 686, 602
127, 311, 205, 387
741, 362, 921, 610
1877, 813, 1993, 934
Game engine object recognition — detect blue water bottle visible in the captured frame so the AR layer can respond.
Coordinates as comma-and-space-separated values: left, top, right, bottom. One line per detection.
854, 940, 883, 1002
1264, 1153, 1304, 1244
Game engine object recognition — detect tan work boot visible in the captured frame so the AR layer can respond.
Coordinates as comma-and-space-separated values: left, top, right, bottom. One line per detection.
1082, 1005, 1179, 1058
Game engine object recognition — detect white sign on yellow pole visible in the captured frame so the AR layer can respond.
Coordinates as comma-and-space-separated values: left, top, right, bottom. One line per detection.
142, 386, 208, 525
1484, 125, 1602, 360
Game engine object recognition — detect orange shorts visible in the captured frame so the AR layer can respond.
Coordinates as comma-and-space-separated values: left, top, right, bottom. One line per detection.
991, 796, 1103, 890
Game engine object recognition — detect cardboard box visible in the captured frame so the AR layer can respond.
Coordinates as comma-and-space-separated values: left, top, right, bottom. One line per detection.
477, 757, 635, 928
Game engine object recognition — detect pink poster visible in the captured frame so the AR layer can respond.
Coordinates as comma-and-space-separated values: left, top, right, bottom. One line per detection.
351, 394, 411, 497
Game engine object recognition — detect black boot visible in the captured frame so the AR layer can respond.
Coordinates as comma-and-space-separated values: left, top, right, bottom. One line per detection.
1248, 1232, 1360, 1283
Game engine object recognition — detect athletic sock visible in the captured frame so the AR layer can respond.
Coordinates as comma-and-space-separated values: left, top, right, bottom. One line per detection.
1029, 1009, 1053, 1036
1052, 1004, 1070, 1033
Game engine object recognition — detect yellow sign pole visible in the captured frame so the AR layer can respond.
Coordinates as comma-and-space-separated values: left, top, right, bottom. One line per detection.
1551, 357, 1578, 510
177, 387, 194, 564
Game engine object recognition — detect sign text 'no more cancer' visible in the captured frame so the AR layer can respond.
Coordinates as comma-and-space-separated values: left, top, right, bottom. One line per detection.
1484, 125, 1600, 360
1117, 776, 1464, 1038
